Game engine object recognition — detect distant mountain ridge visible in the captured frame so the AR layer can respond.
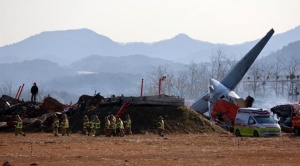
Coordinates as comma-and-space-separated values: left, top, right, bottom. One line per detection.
0, 39, 298, 103
258, 40, 300, 64
0, 59, 72, 83
70, 54, 184, 74
0, 29, 120, 65
1, 26, 299, 65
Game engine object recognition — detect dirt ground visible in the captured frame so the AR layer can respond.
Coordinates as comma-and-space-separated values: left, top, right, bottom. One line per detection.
1, 132, 300, 166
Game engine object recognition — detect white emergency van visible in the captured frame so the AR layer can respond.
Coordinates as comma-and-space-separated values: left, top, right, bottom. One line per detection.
234, 108, 281, 137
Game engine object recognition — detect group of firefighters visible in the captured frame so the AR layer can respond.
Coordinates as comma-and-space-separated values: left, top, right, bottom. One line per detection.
52, 113, 69, 136
14, 113, 165, 137
83, 114, 132, 137
75, 114, 165, 137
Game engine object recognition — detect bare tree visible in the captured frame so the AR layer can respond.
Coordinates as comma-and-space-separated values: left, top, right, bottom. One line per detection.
280, 53, 300, 101
256, 60, 274, 99
145, 65, 172, 96
268, 53, 285, 99
210, 47, 235, 80
246, 63, 262, 97
183, 62, 210, 99
0, 81, 14, 97
241, 51, 300, 102
281, 54, 300, 76
169, 70, 188, 97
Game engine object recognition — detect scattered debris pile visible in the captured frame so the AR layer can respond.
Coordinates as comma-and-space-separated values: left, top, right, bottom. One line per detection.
78, 93, 104, 108
0, 94, 227, 134
0, 95, 64, 132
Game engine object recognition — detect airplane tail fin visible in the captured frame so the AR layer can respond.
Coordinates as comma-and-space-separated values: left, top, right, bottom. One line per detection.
221, 29, 275, 90
190, 29, 274, 113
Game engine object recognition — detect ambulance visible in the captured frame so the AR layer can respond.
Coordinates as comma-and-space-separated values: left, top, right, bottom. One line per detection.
234, 108, 281, 137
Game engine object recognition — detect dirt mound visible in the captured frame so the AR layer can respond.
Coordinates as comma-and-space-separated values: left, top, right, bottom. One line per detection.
69, 104, 226, 134
1, 94, 226, 135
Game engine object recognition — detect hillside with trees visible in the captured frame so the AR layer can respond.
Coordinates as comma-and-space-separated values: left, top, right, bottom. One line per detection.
0, 27, 299, 104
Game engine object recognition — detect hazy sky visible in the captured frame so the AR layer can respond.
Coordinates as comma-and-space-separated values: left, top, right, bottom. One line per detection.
0, 0, 299, 46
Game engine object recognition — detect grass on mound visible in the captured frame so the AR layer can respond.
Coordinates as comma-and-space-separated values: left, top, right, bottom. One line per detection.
69, 105, 227, 135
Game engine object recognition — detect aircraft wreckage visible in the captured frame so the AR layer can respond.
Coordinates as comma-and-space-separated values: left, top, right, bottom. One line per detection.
190, 29, 275, 129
